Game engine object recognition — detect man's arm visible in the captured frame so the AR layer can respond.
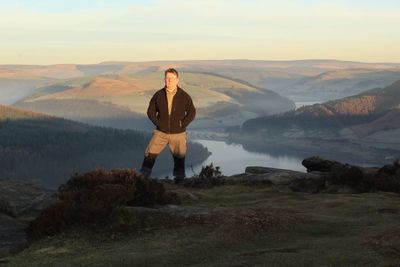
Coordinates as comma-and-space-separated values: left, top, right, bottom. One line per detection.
147, 93, 160, 127
181, 96, 196, 128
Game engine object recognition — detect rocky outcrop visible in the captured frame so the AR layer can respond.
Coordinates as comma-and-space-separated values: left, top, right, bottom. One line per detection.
224, 157, 399, 194
225, 166, 321, 186
0, 180, 55, 258
299, 156, 400, 193
302, 156, 345, 173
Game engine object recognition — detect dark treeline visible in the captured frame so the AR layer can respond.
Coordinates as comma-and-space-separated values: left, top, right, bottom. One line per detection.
13, 99, 153, 130
0, 117, 209, 188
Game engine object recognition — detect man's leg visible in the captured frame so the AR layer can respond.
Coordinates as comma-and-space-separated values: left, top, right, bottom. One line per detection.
168, 132, 187, 183
172, 156, 185, 181
140, 153, 157, 178
140, 130, 168, 177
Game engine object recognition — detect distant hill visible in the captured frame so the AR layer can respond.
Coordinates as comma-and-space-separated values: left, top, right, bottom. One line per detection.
227, 81, 400, 166
166, 60, 400, 101
3, 60, 400, 105
14, 98, 151, 130
0, 64, 83, 79
13, 71, 295, 129
242, 80, 400, 134
0, 77, 53, 105
351, 108, 400, 137
0, 105, 209, 187
281, 69, 400, 102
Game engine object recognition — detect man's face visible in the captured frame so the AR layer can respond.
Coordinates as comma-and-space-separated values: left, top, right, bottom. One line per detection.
165, 72, 179, 91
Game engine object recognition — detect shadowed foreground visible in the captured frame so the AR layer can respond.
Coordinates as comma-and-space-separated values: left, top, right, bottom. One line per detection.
1, 164, 400, 267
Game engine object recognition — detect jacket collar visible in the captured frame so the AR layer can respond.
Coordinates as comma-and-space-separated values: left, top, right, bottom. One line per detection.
163, 86, 181, 94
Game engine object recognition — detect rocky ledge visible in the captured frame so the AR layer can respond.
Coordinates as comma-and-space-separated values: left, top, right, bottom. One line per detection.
225, 156, 399, 194
0, 180, 55, 258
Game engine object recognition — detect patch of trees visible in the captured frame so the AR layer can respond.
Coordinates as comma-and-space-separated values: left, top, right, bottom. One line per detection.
0, 118, 209, 187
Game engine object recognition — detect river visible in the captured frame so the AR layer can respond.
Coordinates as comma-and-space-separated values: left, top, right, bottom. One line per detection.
162, 100, 321, 177
187, 139, 306, 176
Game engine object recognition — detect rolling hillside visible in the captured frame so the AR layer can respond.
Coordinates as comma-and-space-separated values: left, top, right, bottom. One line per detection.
243, 80, 400, 132
0, 105, 209, 187
282, 69, 400, 101
235, 80, 400, 162
13, 71, 295, 129
351, 108, 400, 135
3, 60, 400, 106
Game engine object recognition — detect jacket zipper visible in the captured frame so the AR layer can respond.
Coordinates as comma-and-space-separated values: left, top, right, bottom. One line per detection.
165, 90, 171, 133
165, 88, 178, 134
170, 90, 177, 133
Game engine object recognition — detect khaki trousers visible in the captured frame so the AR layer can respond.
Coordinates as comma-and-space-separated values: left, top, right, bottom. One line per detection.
144, 130, 187, 158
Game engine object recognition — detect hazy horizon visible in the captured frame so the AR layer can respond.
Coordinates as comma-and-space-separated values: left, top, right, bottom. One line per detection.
1, 58, 400, 66
1, 0, 400, 65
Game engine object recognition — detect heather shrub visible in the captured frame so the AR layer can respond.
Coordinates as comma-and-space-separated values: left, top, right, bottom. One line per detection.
369, 160, 400, 193
183, 163, 225, 188
379, 160, 400, 176
327, 165, 370, 192
28, 168, 178, 239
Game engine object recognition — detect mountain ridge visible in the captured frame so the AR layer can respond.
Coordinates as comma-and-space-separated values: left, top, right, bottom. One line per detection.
13, 71, 295, 130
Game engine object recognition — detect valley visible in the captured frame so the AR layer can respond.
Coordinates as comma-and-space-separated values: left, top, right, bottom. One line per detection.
1, 60, 399, 182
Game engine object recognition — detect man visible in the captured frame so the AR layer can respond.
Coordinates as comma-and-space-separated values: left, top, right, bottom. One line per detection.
140, 68, 196, 183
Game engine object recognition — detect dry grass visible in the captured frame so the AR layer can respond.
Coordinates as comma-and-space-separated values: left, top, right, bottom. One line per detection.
27, 168, 178, 240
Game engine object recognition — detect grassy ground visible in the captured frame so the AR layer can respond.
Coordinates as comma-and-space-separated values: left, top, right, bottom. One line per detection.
3, 184, 400, 267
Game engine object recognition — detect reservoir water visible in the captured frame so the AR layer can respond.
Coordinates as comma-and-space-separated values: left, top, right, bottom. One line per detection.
187, 139, 306, 176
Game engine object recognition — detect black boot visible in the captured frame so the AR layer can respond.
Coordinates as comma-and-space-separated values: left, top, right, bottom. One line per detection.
173, 156, 186, 184
140, 153, 157, 178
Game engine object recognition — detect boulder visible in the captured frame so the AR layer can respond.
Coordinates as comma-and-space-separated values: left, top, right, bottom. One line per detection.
227, 167, 322, 186
0, 180, 55, 258
302, 156, 344, 172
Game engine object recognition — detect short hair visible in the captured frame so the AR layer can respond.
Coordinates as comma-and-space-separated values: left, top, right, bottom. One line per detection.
165, 68, 179, 78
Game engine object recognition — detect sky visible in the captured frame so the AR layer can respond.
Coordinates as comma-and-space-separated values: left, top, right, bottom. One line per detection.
1, 0, 400, 64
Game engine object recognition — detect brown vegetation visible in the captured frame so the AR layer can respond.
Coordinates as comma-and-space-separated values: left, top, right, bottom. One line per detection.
367, 161, 400, 193
183, 163, 225, 188
27, 169, 178, 239
332, 95, 376, 115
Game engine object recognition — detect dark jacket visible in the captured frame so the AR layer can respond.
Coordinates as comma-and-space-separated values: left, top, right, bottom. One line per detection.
147, 86, 196, 134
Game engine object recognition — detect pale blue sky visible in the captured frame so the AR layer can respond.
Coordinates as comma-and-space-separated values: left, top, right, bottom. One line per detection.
1, 0, 399, 64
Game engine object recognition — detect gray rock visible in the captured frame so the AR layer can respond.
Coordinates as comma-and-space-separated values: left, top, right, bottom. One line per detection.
228, 167, 322, 186
302, 156, 343, 172
246, 166, 301, 175
0, 180, 55, 217
0, 180, 55, 258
